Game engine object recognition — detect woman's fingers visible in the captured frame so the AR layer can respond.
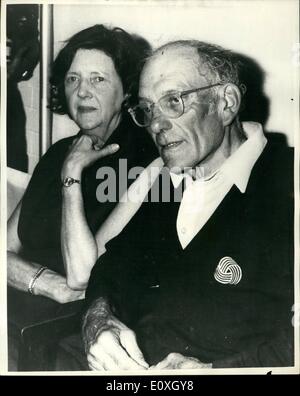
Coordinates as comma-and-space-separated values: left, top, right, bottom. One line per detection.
70, 137, 79, 147
88, 134, 105, 147
85, 143, 119, 166
70, 134, 119, 158
75, 134, 105, 149
63, 137, 120, 174
96, 143, 120, 156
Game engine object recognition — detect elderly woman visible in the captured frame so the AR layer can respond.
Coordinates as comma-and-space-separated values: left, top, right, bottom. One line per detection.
7, 25, 156, 303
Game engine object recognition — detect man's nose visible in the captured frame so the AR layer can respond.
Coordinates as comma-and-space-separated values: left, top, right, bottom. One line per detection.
77, 79, 93, 99
149, 109, 172, 134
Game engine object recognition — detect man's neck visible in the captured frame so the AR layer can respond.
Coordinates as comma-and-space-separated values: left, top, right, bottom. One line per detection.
195, 121, 246, 179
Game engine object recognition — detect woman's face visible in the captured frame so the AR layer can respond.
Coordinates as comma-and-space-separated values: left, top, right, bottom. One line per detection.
65, 49, 125, 140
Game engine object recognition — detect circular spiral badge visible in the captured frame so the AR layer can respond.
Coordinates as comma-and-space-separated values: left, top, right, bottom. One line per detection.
214, 256, 242, 285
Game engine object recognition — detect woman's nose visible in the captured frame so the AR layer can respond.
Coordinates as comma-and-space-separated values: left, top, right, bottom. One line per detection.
77, 79, 93, 99
149, 111, 172, 134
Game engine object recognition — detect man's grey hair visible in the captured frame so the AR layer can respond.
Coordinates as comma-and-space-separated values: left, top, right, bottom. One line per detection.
152, 40, 245, 90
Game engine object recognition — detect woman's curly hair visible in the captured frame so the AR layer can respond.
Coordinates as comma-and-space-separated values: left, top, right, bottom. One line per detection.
49, 24, 151, 114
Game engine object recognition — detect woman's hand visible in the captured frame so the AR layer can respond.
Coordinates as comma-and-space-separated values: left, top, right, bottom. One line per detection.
61, 134, 120, 180
34, 269, 85, 304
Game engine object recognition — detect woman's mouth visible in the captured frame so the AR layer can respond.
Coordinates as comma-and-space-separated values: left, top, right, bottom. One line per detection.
78, 106, 97, 113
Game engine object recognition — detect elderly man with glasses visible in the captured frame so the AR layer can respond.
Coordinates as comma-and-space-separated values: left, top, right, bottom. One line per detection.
73, 40, 294, 371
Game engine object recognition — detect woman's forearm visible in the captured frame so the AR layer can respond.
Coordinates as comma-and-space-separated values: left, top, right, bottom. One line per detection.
7, 250, 42, 292
7, 202, 63, 299
7, 251, 85, 303
61, 184, 98, 290
60, 135, 121, 289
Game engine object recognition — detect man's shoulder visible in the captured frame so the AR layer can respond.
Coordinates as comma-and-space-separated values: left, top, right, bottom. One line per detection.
264, 133, 294, 162
246, 134, 294, 213
254, 134, 294, 182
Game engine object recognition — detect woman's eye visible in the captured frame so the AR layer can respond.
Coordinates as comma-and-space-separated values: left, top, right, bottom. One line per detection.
92, 76, 104, 84
65, 76, 79, 85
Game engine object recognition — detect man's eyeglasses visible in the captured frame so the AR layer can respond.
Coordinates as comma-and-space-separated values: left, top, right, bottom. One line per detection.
128, 83, 222, 128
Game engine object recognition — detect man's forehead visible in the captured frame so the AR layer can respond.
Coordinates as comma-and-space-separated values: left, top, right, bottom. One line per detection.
140, 46, 203, 96
144, 46, 198, 73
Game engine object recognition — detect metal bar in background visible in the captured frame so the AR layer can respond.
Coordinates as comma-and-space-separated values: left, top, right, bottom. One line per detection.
39, 4, 53, 158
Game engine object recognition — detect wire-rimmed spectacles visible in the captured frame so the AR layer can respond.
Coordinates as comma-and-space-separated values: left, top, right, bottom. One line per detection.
128, 83, 222, 128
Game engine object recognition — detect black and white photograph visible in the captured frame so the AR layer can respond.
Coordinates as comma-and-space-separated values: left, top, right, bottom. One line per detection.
1, 0, 299, 375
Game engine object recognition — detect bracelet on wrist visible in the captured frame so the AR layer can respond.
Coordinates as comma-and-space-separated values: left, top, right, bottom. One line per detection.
28, 266, 48, 295
62, 176, 81, 187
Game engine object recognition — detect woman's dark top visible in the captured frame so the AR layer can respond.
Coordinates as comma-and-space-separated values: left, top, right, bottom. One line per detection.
17, 115, 157, 275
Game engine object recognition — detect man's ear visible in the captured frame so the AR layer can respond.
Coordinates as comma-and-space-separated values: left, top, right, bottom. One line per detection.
218, 84, 241, 126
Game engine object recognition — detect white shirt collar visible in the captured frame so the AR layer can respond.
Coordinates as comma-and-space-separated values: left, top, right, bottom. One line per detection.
219, 122, 267, 192
170, 170, 186, 189
170, 122, 267, 193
